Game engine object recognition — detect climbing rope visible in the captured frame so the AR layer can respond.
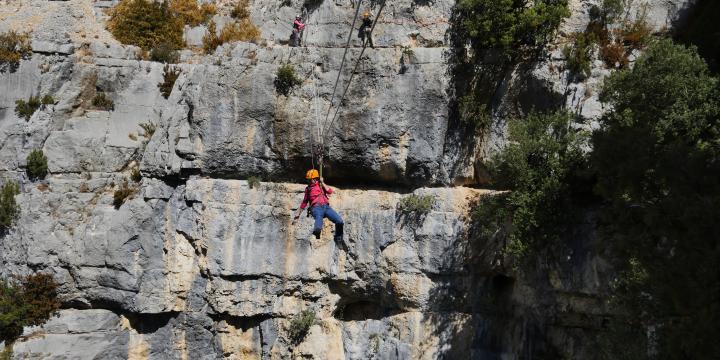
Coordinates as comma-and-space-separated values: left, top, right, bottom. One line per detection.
322, 1, 364, 135
321, 1, 386, 144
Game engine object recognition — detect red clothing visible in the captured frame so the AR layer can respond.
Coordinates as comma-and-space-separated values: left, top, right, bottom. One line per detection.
299, 182, 332, 210
293, 20, 305, 31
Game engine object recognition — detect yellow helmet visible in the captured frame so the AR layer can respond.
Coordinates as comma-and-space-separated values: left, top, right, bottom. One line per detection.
363, 11, 370, 18
305, 169, 319, 180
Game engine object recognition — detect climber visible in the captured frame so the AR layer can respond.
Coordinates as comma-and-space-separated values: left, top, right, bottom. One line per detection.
358, 11, 374, 48
291, 15, 305, 47
292, 169, 344, 241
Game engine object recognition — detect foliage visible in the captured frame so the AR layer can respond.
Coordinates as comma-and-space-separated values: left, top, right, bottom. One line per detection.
458, 94, 492, 129
130, 168, 142, 182
456, 0, 570, 59
274, 64, 302, 96
620, 9, 652, 49
0, 344, 11, 360
169, 0, 216, 27
0, 30, 32, 73
41, 95, 54, 105
26, 149, 48, 181
0, 182, 20, 233
593, 39, 720, 359
287, 310, 315, 344
563, 31, 595, 79
398, 194, 436, 214
92, 92, 114, 110
473, 111, 589, 261
113, 179, 135, 208
202, 19, 261, 53
139, 122, 156, 138
247, 176, 261, 189
108, 0, 185, 50
158, 64, 180, 99
0, 273, 60, 344
230, 0, 250, 19
14, 95, 41, 121
149, 43, 179, 63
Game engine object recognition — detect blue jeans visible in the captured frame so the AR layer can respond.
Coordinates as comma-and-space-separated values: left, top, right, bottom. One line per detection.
311, 204, 344, 237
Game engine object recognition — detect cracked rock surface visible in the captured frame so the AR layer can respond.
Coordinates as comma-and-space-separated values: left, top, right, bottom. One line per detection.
0, 0, 695, 358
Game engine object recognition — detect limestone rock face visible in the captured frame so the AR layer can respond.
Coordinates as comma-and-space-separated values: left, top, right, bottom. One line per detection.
0, 0, 697, 359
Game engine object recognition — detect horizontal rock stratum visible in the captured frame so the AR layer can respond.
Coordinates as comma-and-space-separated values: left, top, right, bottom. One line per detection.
0, 0, 695, 358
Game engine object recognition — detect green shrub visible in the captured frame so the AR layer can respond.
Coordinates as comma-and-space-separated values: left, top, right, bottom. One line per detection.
593, 39, 720, 358
158, 65, 180, 99
113, 179, 135, 208
26, 149, 48, 180
0, 30, 32, 73
287, 310, 315, 344
169, 0, 216, 26
139, 122, 156, 138
40, 95, 54, 105
202, 19, 261, 54
0, 344, 11, 360
130, 168, 142, 182
456, 0, 570, 59
14, 95, 41, 121
108, 0, 185, 50
398, 194, 435, 214
0, 273, 60, 344
0, 182, 20, 233
247, 176, 261, 189
563, 31, 595, 78
92, 92, 114, 110
274, 64, 302, 96
149, 43, 179, 63
473, 111, 588, 261
458, 94, 492, 129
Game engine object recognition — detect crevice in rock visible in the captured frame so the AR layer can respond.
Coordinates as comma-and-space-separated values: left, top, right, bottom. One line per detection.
124, 311, 181, 334
208, 312, 271, 332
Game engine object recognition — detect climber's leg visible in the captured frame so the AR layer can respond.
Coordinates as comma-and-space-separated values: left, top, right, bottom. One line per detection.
324, 206, 344, 239
311, 206, 325, 239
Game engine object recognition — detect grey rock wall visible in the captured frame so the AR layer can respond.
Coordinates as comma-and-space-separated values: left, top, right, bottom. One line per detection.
0, 0, 697, 359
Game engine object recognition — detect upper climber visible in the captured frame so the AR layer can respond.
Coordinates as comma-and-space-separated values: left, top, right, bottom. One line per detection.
358, 11, 374, 48
291, 15, 305, 47
293, 169, 344, 241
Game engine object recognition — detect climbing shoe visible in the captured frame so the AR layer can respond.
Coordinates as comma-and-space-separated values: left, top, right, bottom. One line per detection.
313, 229, 321, 239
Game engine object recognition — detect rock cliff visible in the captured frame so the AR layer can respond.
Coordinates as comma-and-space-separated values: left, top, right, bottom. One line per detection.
0, 0, 695, 358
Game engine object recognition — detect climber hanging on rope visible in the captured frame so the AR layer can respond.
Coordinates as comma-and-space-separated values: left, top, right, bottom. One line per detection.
292, 169, 344, 241
358, 11, 374, 48
291, 14, 305, 47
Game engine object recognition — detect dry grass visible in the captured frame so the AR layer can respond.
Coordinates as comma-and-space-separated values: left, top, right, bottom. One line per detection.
0, 30, 32, 72
170, 0, 216, 27
203, 19, 260, 53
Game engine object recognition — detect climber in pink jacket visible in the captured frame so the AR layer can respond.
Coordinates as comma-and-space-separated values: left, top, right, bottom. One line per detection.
293, 169, 344, 240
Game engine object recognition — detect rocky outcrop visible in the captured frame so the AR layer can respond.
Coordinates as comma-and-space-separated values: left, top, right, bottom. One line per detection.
0, 0, 698, 358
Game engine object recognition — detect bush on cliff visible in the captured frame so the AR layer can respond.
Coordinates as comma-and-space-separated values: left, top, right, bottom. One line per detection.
473, 111, 590, 262
0, 30, 32, 73
593, 39, 720, 359
274, 65, 302, 96
0, 182, 20, 233
456, 0, 570, 58
202, 19, 260, 54
169, 0, 216, 27
108, 0, 185, 50
26, 149, 48, 181
287, 310, 315, 344
0, 273, 60, 344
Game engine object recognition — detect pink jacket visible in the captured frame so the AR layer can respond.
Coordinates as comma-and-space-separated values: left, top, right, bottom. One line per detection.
293, 20, 305, 31
299, 182, 332, 210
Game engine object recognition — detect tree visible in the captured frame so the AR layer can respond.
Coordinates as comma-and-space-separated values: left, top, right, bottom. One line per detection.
593, 39, 720, 359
